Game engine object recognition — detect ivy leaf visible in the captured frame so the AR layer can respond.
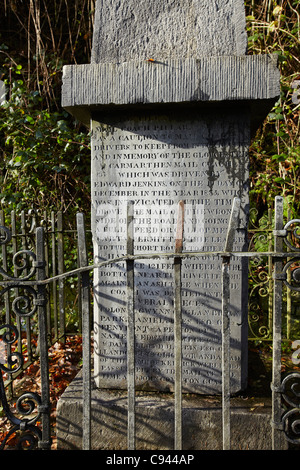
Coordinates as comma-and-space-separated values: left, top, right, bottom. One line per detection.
25, 115, 35, 124
268, 112, 284, 121
272, 154, 287, 162
35, 129, 43, 139
274, 177, 286, 184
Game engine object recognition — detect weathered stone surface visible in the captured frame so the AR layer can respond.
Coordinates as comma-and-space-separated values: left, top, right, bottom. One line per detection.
61, 0, 281, 433
56, 372, 288, 450
62, 56, 280, 128
91, 0, 248, 63
58, 0, 282, 450
92, 107, 249, 394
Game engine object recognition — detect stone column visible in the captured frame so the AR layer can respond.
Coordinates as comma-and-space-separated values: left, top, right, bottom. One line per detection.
62, 0, 280, 395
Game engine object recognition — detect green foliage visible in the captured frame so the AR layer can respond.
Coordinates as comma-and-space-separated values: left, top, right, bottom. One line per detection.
0, 1, 94, 219
0, 1, 299, 223
244, 0, 300, 218
0, 64, 91, 218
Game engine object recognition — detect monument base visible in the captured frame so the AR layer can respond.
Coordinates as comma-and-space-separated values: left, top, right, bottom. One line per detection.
56, 371, 288, 450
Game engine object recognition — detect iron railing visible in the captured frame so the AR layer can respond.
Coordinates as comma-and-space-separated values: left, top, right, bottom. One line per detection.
0, 197, 299, 450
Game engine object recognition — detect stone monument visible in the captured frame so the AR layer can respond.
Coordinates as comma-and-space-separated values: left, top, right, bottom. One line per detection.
58, 0, 280, 449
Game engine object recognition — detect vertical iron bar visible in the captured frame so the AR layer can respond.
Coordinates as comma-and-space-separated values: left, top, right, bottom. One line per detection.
51, 212, 58, 342
21, 211, 32, 362
76, 213, 91, 450
268, 208, 273, 335
11, 211, 22, 361
286, 208, 291, 340
0, 210, 10, 322
127, 201, 135, 450
35, 227, 51, 450
57, 211, 65, 343
0, 210, 12, 398
221, 197, 240, 451
272, 196, 283, 450
43, 211, 51, 344
174, 200, 184, 450
221, 259, 230, 451
77, 239, 83, 335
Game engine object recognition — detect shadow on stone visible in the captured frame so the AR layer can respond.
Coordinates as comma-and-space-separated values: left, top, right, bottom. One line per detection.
56, 367, 287, 450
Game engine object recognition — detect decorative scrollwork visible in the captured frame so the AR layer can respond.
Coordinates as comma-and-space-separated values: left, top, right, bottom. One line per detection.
0, 389, 42, 450
0, 285, 38, 318
281, 372, 300, 445
0, 226, 12, 246
248, 303, 272, 340
281, 259, 300, 292
27, 209, 38, 234
12, 286, 38, 317
0, 324, 23, 374
283, 219, 300, 252
248, 254, 273, 340
0, 424, 42, 450
15, 392, 42, 425
0, 323, 18, 345
282, 408, 300, 445
13, 250, 37, 278
0, 250, 37, 281
0, 220, 49, 450
281, 372, 300, 408
0, 324, 43, 450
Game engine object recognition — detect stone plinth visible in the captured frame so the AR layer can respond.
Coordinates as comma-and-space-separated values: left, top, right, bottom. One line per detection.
56, 372, 288, 450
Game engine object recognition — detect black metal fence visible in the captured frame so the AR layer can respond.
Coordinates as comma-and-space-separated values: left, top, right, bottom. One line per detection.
248, 206, 300, 342
0, 208, 92, 343
0, 209, 91, 449
0, 197, 299, 450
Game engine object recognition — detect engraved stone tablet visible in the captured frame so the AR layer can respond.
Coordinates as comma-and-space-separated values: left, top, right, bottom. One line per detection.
92, 108, 249, 394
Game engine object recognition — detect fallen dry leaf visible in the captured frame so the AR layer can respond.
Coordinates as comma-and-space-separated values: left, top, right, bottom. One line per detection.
0, 335, 83, 450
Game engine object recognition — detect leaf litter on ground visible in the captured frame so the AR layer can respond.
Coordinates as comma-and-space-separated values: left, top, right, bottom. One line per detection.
0, 335, 83, 450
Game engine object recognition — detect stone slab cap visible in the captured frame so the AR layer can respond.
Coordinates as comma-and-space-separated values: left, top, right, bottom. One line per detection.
62, 0, 280, 130
62, 55, 280, 131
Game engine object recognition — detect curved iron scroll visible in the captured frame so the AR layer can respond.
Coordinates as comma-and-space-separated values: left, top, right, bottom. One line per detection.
0, 249, 37, 282
281, 373, 300, 445
281, 219, 300, 253
0, 325, 43, 449
0, 225, 50, 450
277, 219, 300, 293
275, 217, 300, 447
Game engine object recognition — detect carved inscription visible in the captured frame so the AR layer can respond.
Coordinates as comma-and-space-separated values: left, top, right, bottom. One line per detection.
92, 113, 249, 394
